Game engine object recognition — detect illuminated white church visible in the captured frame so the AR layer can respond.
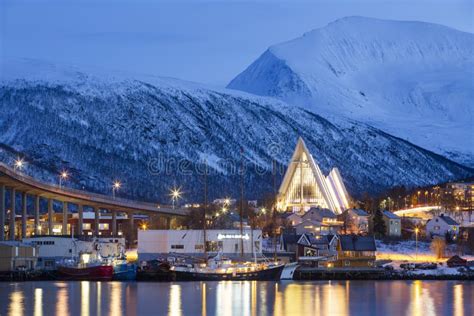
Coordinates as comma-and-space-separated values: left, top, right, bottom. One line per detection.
277, 137, 351, 214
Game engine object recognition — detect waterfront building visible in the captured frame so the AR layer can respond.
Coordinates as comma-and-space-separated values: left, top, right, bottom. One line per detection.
333, 235, 376, 268
337, 208, 370, 234
277, 138, 351, 214
0, 241, 37, 272
426, 214, 460, 239
137, 229, 262, 261
21, 236, 125, 269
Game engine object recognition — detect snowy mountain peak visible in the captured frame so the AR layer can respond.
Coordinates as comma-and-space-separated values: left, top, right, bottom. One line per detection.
228, 17, 474, 166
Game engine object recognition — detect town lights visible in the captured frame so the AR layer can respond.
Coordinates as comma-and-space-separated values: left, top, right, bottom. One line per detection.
224, 198, 231, 205
141, 223, 148, 230
112, 181, 121, 199
261, 208, 266, 214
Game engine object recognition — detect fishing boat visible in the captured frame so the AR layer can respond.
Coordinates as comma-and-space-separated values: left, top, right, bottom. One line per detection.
56, 252, 113, 281
112, 260, 137, 281
57, 264, 113, 281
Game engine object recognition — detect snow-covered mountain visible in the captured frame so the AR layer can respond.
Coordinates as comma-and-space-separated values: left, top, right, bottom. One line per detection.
0, 59, 471, 202
227, 17, 474, 166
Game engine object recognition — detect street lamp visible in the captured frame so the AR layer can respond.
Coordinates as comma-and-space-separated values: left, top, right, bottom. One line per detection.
415, 227, 419, 260
169, 187, 182, 209
13, 158, 25, 172
112, 181, 121, 199
59, 170, 69, 189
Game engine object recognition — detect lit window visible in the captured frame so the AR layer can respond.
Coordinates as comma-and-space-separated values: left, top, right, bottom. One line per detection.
99, 223, 109, 230
83, 223, 91, 230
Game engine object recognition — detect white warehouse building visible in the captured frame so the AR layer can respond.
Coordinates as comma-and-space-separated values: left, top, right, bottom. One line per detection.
138, 229, 262, 260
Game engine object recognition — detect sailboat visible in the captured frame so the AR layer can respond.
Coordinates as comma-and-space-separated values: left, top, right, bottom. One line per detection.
170, 154, 285, 281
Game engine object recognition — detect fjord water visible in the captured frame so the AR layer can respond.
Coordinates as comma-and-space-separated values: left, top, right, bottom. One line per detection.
0, 280, 472, 315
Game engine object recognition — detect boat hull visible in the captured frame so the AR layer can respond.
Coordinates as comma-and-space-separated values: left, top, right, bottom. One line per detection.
172, 264, 285, 281
57, 265, 113, 281
113, 263, 137, 281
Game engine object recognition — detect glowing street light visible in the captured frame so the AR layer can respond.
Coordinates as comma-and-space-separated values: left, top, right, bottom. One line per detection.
59, 170, 69, 189
415, 227, 420, 260
261, 208, 266, 214
224, 198, 231, 206
141, 223, 148, 230
169, 187, 182, 209
112, 181, 121, 199
13, 158, 25, 172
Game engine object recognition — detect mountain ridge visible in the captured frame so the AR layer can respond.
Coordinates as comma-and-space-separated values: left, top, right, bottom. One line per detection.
0, 58, 472, 202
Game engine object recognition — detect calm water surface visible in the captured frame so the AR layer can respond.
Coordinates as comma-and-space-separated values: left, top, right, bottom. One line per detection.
0, 280, 472, 315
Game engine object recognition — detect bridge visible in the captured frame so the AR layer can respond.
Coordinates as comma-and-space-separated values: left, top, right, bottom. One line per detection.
394, 205, 442, 217
0, 162, 187, 241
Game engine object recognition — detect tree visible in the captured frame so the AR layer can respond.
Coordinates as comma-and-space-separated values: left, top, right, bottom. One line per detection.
430, 237, 446, 259
372, 209, 386, 238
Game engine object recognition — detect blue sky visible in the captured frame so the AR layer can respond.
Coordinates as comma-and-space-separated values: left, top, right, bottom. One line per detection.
1, 0, 472, 86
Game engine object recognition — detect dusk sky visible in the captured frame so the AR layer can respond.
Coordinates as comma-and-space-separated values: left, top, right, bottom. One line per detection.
1, 0, 473, 86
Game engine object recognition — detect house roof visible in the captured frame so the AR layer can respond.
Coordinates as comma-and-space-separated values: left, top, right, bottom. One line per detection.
439, 215, 459, 226
297, 233, 337, 247
383, 210, 400, 220
282, 233, 301, 248
338, 235, 376, 251
295, 219, 323, 227
351, 209, 369, 217
304, 207, 337, 219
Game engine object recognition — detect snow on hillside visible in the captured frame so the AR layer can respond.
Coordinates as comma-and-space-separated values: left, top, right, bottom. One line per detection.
0, 59, 472, 202
227, 17, 474, 166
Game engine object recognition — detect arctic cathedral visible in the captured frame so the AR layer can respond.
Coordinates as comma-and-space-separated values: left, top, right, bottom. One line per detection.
277, 138, 351, 214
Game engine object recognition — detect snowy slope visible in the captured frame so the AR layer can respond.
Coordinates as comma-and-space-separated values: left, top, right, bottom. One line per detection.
0, 59, 472, 202
227, 17, 474, 166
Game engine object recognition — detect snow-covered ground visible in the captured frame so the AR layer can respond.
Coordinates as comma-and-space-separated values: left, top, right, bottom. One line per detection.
376, 240, 474, 276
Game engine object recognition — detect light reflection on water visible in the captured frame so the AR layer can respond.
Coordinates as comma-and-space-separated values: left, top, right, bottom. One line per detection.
0, 280, 473, 316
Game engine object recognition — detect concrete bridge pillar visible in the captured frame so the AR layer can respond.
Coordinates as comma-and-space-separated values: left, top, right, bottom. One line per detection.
0, 185, 5, 241
128, 212, 134, 245
94, 207, 100, 237
9, 188, 16, 240
21, 192, 27, 238
112, 211, 117, 237
62, 201, 68, 235
34, 196, 40, 235
78, 204, 83, 236
47, 199, 53, 235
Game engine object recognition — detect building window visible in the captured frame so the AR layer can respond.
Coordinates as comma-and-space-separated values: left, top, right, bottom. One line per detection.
171, 245, 184, 249
344, 260, 350, 267
83, 223, 91, 230
195, 244, 204, 250
99, 223, 109, 231
206, 241, 223, 252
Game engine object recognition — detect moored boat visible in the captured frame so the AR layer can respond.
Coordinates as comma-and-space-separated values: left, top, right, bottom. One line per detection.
171, 262, 285, 281
113, 261, 137, 280
57, 264, 113, 281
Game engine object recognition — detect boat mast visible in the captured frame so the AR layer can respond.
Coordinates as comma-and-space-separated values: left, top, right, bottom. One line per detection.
239, 147, 244, 259
203, 159, 208, 261
273, 159, 277, 261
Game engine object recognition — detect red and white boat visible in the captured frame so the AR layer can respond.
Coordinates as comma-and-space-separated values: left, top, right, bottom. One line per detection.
57, 264, 113, 281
